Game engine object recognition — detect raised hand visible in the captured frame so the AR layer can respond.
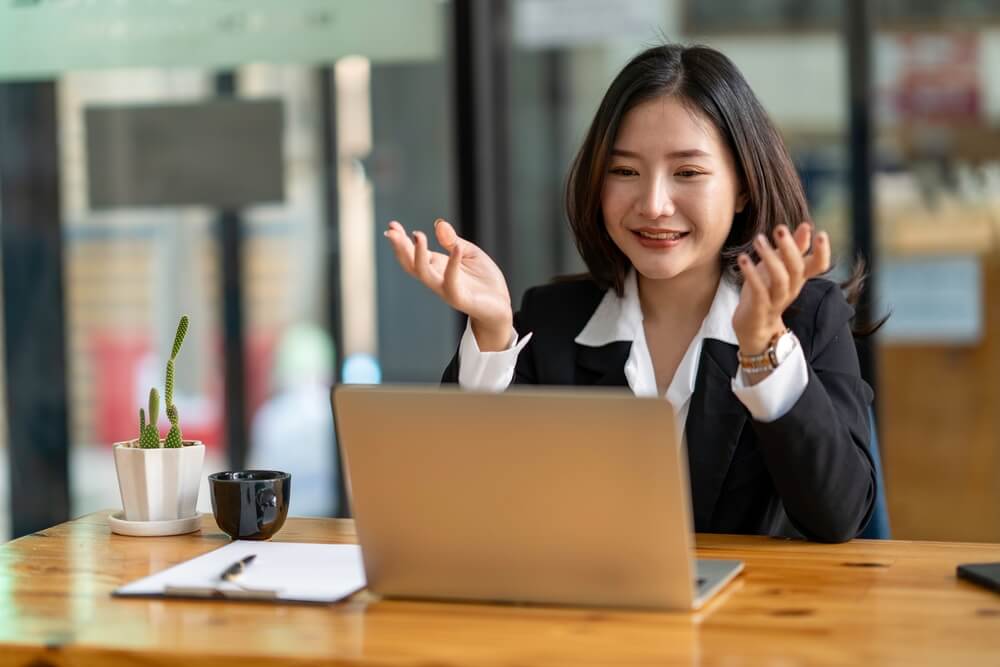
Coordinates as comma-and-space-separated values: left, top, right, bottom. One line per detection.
732, 223, 831, 356
384, 219, 514, 351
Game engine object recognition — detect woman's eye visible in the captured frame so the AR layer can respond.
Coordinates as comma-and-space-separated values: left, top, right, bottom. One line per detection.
676, 170, 703, 178
609, 167, 637, 176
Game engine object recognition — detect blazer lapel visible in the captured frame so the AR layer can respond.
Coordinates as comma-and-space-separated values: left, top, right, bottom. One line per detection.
574, 341, 631, 387
684, 339, 748, 530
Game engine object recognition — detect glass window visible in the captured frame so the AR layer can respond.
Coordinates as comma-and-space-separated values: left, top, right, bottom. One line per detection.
872, 10, 1000, 542
0, 0, 456, 530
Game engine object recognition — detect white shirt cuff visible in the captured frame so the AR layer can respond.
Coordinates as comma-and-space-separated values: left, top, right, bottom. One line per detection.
457, 318, 532, 391
730, 339, 808, 422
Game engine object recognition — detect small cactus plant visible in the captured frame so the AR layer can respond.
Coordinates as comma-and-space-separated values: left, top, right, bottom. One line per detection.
137, 315, 189, 449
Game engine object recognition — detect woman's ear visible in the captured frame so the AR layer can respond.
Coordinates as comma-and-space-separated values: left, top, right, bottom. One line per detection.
735, 188, 748, 213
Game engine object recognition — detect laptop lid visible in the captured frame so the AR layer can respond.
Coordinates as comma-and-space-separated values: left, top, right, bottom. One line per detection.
332, 384, 700, 610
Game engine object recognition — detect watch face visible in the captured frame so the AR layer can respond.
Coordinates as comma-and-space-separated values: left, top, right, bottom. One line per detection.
773, 331, 796, 364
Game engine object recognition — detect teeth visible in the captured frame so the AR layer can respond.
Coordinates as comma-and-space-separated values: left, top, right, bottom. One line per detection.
638, 231, 683, 240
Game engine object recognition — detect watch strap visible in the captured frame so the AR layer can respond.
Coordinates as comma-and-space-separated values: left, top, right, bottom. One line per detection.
738, 328, 792, 375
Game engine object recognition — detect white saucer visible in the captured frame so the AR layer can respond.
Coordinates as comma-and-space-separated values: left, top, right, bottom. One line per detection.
108, 511, 203, 537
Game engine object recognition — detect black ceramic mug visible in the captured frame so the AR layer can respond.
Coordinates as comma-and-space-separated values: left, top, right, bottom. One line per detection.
209, 470, 291, 540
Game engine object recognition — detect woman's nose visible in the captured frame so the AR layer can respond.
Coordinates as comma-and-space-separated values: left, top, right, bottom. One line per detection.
637, 176, 676, 219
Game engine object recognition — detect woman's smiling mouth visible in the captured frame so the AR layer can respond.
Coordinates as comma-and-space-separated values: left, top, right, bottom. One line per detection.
632, 228, 690, 247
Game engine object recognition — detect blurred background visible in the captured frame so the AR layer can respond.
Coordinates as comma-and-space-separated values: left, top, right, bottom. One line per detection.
0, 0, 998, 542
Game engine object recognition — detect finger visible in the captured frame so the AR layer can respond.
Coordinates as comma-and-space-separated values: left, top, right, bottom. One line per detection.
442, 234, 464, 302
739, 254, 770, 312
434, 218, 460, 250
754, 234, 789, 305
384, 223, 417, 275
412, 231, 443, 288
435, 218, 480, 262
793, 221, 812, 255
803, 230, 832, 277
384, 220, 406, 241
774, 225, 805, 289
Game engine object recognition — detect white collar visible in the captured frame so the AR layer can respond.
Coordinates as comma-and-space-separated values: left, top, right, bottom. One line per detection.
574, 269, 740, 402
575, 269, 740, 348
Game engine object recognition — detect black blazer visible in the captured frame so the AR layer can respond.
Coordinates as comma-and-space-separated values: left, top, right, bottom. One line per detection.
443, 277, 877, 543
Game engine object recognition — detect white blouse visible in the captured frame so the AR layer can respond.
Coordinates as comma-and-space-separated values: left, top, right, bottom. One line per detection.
457, 270, 809, 440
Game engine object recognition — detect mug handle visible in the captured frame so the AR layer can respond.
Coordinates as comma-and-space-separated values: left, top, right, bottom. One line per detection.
256, 487, 279, 527
256, 488, 278, 510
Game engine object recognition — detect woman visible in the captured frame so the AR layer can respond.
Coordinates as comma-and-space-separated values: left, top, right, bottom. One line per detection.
384, 44, 875, 543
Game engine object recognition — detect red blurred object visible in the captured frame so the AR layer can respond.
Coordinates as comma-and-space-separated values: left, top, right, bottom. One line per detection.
888, 32, 981, 123
91, 330, 277, 451
245, 331, 278, 417
91, 332, 222, 449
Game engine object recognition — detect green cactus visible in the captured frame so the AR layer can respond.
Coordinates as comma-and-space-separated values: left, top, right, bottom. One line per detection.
147, 387, 159, 425
164, 404, 182, 448
135, 315, 190, 449
171, 315, 189, 362
165, 359, 175, 407
164, 315, 187, 446
139, 388, 160, 449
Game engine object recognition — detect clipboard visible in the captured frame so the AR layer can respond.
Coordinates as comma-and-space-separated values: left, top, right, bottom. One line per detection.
113, 540, 367, 604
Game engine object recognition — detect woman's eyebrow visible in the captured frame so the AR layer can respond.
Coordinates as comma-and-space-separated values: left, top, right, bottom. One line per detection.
610, 148, 711, 158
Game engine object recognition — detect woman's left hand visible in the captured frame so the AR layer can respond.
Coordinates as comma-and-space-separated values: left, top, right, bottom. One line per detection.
732, 223, 831, 355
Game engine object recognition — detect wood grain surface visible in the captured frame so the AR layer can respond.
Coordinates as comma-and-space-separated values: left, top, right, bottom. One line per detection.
1, 512, 999, 666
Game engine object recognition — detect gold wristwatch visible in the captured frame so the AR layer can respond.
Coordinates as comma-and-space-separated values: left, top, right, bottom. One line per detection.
738, 328, 796, 375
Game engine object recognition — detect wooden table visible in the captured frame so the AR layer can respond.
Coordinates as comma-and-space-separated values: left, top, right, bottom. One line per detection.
2, 512, 1000, 666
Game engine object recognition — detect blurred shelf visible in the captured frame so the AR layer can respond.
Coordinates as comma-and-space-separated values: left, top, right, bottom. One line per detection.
880, 208, 999, 256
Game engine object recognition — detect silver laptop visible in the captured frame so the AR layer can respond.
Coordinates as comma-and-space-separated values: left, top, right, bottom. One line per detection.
332, 384, 742, 611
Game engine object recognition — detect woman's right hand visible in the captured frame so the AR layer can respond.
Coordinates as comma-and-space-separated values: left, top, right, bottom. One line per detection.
384, 219, 514, 351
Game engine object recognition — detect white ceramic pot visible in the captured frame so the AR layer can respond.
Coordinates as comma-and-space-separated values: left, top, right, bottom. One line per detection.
113, 440, 205, 522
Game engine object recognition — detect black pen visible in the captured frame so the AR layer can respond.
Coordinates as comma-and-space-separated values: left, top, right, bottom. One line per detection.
220, 554, 256, 582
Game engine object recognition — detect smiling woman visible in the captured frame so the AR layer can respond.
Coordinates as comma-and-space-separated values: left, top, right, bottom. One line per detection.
600, 97, 744, 287
384, 43, 876, 544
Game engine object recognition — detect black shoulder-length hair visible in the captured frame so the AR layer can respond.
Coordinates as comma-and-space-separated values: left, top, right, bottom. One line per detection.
565, 43, 867, 305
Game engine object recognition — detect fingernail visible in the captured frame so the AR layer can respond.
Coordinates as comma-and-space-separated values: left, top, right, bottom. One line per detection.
776, 227, 786, 237
383, 231, 389, 238
434, 218, 443, 227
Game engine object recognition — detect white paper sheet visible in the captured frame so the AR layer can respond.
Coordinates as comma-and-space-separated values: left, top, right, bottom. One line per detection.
114, 541, 367, 603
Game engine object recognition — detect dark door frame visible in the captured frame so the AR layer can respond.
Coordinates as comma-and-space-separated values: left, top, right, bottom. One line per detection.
0, 81, 72, 538
845, 0, 879, 410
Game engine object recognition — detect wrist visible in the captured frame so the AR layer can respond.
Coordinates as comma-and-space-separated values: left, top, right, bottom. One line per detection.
736, 319, 787, 355
471, 315, 513, 352
737, 327, 797, 383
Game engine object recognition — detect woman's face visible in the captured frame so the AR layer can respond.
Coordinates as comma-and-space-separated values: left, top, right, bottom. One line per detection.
601, 95, 746, 285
